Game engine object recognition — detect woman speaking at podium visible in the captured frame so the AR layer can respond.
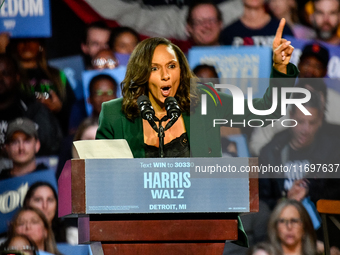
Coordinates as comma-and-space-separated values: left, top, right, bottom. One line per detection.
95, 18, 297, 247
96, 18, 297, 158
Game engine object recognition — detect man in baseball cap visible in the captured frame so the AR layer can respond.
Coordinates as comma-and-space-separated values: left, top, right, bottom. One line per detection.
0, 118, 42, 180
298, 43, 329, 78
5, 118, 39, 142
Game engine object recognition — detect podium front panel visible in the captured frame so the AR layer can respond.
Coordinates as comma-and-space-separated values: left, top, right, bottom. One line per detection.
84, 157, 250, 214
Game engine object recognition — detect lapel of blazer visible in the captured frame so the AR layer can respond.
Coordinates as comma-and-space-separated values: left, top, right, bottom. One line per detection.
121, 116, 145, 158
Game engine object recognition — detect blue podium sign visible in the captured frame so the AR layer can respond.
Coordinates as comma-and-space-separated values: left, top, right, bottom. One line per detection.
0, 0, 51, 38
85, 158, 250, 214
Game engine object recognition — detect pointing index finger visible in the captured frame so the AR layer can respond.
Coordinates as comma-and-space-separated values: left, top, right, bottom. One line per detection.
273, 18, 286, 46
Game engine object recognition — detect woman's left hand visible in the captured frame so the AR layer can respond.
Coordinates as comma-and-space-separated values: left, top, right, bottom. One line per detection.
272, 18, 294, 74
38, 90, 63, 113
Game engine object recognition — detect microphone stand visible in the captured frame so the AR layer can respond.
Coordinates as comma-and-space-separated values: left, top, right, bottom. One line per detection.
143, 112, 168, 158
158, 116, 168, 158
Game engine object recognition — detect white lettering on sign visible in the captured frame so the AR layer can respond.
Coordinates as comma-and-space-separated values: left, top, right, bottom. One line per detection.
0, 0, 44, 17
3, 20, 16, 29
0, 183, 29, 214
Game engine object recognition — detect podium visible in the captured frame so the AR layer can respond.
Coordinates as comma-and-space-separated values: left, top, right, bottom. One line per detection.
58, 157, 259, 255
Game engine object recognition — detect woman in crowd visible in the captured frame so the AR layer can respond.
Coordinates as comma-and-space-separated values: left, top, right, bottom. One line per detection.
8, 38, 75, 136
267, 199, 317, 255
8, 207, 62, 255
23, 182, 77, 245
0, 234, 38, 255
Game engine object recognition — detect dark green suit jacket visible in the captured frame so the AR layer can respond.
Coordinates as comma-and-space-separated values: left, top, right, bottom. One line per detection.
96, 63, 298, 246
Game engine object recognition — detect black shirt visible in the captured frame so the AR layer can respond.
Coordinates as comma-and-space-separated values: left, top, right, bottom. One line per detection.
220, 17, 294, 46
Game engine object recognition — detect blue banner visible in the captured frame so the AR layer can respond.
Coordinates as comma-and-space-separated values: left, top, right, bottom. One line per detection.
188, 46, 272, 79
57, 244, 92, 255
0, 169, 57, 234
49, 55, 85, 100
0, 0, 51, 38
188, 46, 273, 99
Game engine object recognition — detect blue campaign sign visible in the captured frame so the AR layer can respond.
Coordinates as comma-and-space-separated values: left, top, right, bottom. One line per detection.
49, 55, 85, 100
85, 158, 250, 214
57, 244, 93, 255
82, 66, 126, 115
0, 0, 51, 38
286, 36, 340, 80
188, 46, 272, 98
188, 46, 272, 79
0, 169, 57, 234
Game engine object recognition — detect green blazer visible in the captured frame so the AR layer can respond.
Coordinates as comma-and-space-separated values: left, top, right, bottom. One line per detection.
95, 63, 298, 247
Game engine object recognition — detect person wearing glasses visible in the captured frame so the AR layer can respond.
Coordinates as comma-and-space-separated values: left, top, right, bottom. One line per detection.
186, 1, 223, 47
267, 199, 317, 255
87, 74, 118, 119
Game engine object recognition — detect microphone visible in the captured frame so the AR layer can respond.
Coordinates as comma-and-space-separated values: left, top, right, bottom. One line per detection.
137, 95, 158, 132
164, 97, 181, 130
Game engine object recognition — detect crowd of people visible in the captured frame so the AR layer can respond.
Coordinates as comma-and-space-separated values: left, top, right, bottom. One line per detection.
0, 0, 340, 254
